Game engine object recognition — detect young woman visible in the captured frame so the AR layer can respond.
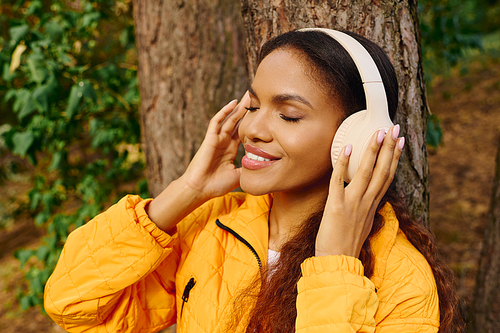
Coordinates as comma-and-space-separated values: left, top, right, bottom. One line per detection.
44, 29, 463, 332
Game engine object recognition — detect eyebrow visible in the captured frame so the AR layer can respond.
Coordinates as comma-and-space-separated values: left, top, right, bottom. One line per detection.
248, 86, 315, 110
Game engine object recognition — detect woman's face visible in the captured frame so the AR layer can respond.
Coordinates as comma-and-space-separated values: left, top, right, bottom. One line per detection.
238, 48, 344, 196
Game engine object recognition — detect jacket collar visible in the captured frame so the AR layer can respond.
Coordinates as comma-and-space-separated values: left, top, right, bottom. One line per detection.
217, 193, 272, 265
217, 194, 400, 287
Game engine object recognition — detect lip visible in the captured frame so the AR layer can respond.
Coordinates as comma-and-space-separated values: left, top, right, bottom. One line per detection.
242, 144, 280, 170
244, 145, 279, 160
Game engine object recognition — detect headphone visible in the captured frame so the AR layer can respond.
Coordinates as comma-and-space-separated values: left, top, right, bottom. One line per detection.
299, 28, 394, 183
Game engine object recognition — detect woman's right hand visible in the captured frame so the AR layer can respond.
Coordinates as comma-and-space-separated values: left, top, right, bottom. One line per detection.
146, 92, 249, 232
180, 91, 250, 201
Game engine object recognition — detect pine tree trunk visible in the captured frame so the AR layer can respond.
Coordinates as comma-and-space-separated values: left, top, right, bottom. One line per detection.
473, 136, 500, 333
240, 0, 430, 225
133, 0, 247, 197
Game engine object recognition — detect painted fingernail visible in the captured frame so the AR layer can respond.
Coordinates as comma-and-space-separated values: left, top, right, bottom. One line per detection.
398, 137, 405, 150
344, 144, 352, 157
377, 130, 385, 144
392, 124, 400, 140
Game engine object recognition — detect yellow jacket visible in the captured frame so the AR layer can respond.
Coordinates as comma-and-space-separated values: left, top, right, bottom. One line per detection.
44, 193, 439, 332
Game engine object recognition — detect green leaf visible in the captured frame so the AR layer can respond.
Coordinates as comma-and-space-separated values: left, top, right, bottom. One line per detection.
32, 74, 58, 113
4, 89, 17, 102
119, 28, 129, 47
14, 249, 34, 269
82, 12, 101, 28
42, 191, 54, 212
427, 114, 443, 148
48, 151, 62, 171
26, 0, 42, 16
34, 211, 50, 226
35, 245, 50, 262
44, 20, 63, 40
29, 191, 42, 211
9, 24, 30, 43
13, 89, 30, 113
12, 131, 34, 157
65, 84, 83, 119
137, 178, 149, 198
27, 53, 47, 84
2, 63, 15, 82
19, 295, 32, 311
18, 94, 36, 120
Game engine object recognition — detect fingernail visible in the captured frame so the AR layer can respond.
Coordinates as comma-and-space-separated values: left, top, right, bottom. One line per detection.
344, 144, 352, 157
392, 124, 400, 140
398, 137, 405, 150
377, 130, 385, 144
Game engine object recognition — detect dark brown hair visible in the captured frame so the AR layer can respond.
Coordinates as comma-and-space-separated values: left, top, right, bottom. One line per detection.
240, 30, 464, 333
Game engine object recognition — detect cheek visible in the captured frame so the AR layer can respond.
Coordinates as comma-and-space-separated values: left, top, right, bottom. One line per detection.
286, 128, 334, 168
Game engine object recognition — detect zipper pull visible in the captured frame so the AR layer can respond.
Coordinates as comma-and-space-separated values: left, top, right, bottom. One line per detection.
180, 277, 196, 318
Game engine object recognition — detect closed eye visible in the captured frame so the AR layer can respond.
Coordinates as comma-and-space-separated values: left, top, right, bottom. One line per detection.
245, 107, 259, 112
280, 114, 300, 123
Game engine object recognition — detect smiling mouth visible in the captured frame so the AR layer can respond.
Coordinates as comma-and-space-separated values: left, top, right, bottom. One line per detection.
246, 152, 272, 162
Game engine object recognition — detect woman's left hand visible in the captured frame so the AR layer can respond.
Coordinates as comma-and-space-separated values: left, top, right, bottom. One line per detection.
315, 125, 405, 258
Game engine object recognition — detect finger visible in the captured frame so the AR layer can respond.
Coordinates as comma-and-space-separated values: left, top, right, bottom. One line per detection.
365, 125, 401, 199
231, 92, 251, 138
385, 136, 404, 187
207, 99, 238, 134
220, 91, 251, 134
219, 92, 248, 134
329, 144, 352, 200
220, 136, 242, 163
349, 129, 385, 194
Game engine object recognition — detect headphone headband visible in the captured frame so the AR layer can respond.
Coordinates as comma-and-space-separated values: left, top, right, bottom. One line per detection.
299, 28, 383, 84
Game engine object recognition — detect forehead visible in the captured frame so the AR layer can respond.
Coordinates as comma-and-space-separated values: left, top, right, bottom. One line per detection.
252, 49, 333, 106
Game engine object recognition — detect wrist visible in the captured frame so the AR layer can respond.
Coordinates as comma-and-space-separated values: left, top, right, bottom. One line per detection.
146, 178, 208, 232
177, 175, 209, 204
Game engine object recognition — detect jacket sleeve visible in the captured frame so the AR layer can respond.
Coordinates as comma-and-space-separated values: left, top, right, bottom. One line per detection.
295, 255, 378, 333
295, 255, 440, 333
44, 195, 180, 333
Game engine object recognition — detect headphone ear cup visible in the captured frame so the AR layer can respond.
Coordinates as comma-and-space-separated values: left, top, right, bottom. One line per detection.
331, 111, 367, 181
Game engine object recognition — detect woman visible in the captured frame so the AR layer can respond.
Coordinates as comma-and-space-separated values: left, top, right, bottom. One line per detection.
44, 29, 463, 332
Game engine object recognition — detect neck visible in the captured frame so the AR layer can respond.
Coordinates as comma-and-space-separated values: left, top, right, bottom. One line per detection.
268, 180, 329, 251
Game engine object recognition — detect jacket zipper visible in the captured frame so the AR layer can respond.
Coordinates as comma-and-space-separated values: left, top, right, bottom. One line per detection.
180, 277, 196, 318
216, 219, 262, 269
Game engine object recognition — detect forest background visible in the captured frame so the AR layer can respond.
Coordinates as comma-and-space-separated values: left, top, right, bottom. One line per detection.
0, 0, 499, 332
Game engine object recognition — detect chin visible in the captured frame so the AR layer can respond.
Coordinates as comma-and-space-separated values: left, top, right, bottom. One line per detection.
239, 180, 271, 196
239, 171, 275, 196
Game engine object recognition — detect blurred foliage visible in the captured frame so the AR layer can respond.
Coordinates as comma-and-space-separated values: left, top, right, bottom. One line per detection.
0, 0, 148, 312
419, 0, 500, 147
419, 0, 500, 80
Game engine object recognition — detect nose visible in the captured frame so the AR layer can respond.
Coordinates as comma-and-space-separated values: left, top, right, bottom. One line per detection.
239, 108, 273, 143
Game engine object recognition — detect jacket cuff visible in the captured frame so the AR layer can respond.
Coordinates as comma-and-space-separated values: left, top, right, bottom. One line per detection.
124, 195, 177, 248
301, 255, 364, 277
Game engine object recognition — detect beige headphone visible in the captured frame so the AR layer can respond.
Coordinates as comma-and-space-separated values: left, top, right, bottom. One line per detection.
300, 28, 395, 183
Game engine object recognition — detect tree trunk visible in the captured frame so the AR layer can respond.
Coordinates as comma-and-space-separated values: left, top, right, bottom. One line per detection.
133, 0, 247, 197
240, 0, 430, 225
473, 136, 500, 333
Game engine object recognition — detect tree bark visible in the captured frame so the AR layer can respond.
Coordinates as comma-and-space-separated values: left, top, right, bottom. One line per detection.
240, 0, 430, 225
473, 136, 500, 333
133, 0, 247, 197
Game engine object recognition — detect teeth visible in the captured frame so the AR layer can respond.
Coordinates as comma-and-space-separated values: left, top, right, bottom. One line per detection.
247, 152, 271, 162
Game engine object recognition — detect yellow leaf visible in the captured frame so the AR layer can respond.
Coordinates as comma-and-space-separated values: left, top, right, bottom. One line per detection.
10, 43, 27, 75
